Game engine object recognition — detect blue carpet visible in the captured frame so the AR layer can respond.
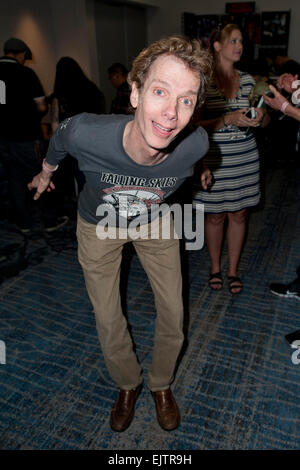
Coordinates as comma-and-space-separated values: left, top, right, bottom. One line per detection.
0, 167, 299, 450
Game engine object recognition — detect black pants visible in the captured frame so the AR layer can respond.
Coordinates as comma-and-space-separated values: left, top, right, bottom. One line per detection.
0, 139, 58, 228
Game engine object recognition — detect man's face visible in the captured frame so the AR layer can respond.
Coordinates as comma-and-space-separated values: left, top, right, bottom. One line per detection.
109, 72, 124, 89
130, 54, 200, 154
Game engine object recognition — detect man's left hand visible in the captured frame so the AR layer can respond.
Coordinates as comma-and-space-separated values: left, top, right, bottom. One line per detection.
201, 167, 213, 190
263, 84, 287, 112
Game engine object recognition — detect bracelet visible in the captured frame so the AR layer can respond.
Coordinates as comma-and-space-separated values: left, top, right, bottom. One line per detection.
281, 101, 290, 114
42, 158, 58, 173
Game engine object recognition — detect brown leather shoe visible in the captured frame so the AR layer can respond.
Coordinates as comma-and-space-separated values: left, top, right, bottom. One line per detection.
110, 384, 142, 432
152, 388, 180, 431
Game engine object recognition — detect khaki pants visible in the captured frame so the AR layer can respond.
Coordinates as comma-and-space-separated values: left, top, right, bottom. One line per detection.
76, 213, 184, 391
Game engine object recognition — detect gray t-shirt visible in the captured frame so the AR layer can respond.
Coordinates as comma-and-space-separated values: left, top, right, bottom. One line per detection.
46, 113, 208, 226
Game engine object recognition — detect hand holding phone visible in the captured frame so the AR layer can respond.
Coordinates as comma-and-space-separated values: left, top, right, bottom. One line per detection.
257, 91, 275, 109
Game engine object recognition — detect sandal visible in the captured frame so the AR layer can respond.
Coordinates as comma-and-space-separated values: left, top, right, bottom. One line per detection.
228, 276, 243, 295
208, 272, 223, 291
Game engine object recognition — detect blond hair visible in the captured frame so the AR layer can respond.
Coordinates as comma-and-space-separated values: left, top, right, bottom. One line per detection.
210, 24, 241, 56
128, 35, 213, 105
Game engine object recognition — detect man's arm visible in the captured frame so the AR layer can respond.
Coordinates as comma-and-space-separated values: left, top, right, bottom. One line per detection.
263, 84, 300, 122
28, 67, 48, 115
28, 116, 79, 199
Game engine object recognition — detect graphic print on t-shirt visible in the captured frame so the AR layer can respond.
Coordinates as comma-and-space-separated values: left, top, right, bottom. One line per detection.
101, 172, 178, 219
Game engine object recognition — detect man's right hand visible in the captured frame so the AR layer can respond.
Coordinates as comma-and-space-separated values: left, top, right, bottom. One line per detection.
277, 73, 298, 94
28, 171, 56, 200
263, 84, 287, 112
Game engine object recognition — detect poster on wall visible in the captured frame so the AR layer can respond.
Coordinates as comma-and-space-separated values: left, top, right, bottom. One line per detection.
194, 15, 220, 47
182, 13, 219, 47
261, 11, 290, 46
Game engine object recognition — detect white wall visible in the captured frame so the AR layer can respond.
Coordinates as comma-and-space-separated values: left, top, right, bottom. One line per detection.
147, 0, 300, 63
1, 0, 299, 96
0, 0, 99, 95
0, 0, 57, 94
49, 0, 99, 87
94, 1, 147, 109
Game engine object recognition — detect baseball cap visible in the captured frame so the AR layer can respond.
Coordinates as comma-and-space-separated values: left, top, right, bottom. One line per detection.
4, 38, 32, 60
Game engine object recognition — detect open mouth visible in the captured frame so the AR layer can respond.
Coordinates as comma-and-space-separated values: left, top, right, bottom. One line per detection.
152, 121, 174, 136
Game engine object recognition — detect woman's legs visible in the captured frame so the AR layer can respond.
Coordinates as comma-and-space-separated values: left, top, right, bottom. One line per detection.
205, 209, 247, 292
227, 209, 247, 293
205, 213, 226, 289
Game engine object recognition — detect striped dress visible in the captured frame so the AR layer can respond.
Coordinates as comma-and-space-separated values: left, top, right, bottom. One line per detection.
193, 71, 260, 213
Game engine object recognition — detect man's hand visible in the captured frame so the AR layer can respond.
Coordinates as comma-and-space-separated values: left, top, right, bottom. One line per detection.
28, 171, 55, 200
277, 73, 298, 94
201, 167, 213, 190
263, 84, 287, 112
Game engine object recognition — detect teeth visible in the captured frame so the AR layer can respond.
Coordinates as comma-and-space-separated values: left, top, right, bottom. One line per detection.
154, 122, 172, 132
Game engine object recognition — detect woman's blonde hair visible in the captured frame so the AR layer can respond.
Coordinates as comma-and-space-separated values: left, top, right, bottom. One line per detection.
209, 23, 241, 56
128, 35, 213, 105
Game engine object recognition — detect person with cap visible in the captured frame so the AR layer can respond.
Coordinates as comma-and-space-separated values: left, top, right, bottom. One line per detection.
0, 38, 68, 232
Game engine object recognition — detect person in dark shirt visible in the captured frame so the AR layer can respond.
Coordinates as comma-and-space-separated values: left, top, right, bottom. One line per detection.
50, 57, 106, 202
274, 55, 300, 77
28, 35, 213, 433
0, 38, 46, 142
270, 55, 300, 165
263, 78, 300, 302
52, 57, 106, 127
0, 38, 67, 232
108, 62, 131, 115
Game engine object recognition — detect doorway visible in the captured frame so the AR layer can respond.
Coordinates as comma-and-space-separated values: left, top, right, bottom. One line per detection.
94, 0, 147, 112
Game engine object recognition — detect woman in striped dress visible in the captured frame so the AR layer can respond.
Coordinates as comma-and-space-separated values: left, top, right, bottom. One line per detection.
193, 24, 268, 294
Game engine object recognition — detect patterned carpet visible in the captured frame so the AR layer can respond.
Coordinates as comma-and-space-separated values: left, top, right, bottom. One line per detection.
0, 166, 299, 450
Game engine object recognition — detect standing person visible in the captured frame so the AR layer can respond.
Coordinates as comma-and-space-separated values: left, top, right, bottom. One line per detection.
28, 35, 213, 432
263, 78, 300, 301
193, 24, 268, 294
0, 38, 67, 233
273, 55, 300, 78
108, 62, 131, 115
51, 57, 106, 131
272, 55, 300, 165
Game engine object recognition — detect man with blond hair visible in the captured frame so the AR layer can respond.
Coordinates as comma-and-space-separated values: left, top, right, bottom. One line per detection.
29, 36, 212, 432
